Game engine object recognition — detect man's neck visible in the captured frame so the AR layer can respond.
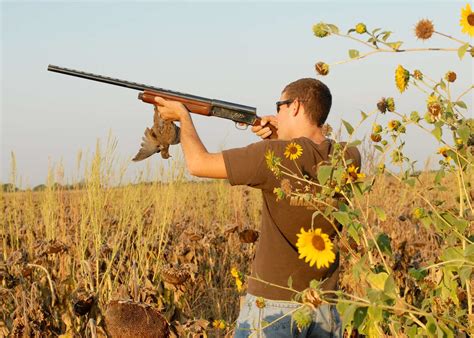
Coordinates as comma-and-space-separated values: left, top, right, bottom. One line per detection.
292, 127, 327, 145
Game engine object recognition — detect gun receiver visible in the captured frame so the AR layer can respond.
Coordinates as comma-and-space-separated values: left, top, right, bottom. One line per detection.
47, 65, 263, 126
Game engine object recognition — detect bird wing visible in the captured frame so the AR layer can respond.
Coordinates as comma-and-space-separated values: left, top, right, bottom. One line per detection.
132, 128, 160, 162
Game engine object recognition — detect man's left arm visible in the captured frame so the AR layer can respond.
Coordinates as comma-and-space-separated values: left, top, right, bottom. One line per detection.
154, 96, 227, 179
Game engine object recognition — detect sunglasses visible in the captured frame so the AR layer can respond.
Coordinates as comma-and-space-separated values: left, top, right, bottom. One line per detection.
276, 99, 294, 113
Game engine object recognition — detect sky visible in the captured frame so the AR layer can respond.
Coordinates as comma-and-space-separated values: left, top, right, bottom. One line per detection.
1, 0, 473, 187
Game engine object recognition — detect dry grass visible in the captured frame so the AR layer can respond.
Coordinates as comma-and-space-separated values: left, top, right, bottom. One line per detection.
0, 144, 464, 337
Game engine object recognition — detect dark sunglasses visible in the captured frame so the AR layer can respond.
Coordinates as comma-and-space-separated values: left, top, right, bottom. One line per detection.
276, 99, 294, 113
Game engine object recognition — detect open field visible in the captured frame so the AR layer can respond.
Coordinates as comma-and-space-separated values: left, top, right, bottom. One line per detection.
2, 149, 471, 337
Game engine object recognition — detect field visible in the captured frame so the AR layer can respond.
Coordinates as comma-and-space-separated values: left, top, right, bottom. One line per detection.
2, 142, 471, 337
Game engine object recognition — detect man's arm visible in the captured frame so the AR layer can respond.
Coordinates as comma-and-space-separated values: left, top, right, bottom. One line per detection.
154, 96, 227, 179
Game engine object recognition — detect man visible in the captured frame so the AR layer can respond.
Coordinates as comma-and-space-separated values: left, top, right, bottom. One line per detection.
154, 78, 360, 337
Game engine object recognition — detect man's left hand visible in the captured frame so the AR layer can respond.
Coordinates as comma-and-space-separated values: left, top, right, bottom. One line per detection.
154, 96, 189, 122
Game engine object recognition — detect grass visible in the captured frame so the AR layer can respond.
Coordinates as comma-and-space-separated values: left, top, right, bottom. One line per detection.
0, 139, 465, 336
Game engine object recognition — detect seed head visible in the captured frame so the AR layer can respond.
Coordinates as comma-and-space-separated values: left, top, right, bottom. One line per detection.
415, 19, 434, 40
413, 70, 423, 80
315, 62, 329, 76
372, 124, 382, 134
386, 97, 395, 112
377, 98, 387, 113
313, 23, 330, 38
445, 71, 457, 83
370, 133, 382, 142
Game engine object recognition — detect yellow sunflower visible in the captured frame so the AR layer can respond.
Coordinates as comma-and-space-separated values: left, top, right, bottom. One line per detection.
345, 164, 366, 183
296, 227, 335, 269
395, 65, 410, 93
284, 142, 303, 160
460, 3, 474, 37
265, 149, 281, 175
231, 267, 244, 291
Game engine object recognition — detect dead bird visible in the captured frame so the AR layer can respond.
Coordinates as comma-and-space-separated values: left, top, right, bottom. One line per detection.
132, 106, 180, 161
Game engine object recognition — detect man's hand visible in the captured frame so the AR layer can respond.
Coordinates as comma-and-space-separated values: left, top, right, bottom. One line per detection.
251, 115, 278, 139
154, 96, 189, 122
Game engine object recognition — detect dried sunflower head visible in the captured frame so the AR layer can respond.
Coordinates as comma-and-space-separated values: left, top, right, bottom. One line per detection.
445, 71, 457, 83
313, 22, 330, 38
315, 62, 329, 76
415, 19, 434, 40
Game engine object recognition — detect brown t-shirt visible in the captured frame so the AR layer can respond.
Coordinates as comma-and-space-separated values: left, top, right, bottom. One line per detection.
222, 137, 361, 301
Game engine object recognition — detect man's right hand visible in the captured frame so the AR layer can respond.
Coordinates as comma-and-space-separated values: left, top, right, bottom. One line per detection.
252, 115, 278, 140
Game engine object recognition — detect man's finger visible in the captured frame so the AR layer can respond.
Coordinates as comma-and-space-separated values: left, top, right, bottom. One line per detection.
154, 96, 167, 106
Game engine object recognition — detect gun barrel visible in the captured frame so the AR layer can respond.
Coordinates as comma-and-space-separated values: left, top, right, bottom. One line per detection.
47, 65, 258, 124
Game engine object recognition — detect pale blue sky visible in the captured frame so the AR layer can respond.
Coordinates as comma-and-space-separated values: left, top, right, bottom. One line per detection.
1, 1, 472, 186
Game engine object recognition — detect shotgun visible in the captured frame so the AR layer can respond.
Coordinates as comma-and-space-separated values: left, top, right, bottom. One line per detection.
47, 65, 263, 127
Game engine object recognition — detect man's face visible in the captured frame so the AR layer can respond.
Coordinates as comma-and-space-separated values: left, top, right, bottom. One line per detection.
276, 92, 294, 140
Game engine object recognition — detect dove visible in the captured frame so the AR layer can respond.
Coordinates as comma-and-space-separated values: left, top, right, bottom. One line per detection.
132, 106, 180, 161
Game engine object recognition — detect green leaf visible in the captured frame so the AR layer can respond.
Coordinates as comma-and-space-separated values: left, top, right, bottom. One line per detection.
374, 145, 384, 152
371, 28, 382, 35
434, 168, 445, 185
465, 244, 474, 260
458, 125, 470, 144
459, 267, 472, 288
439, 79, 446, 91
431, 125, 442, 141
347, 224, 360, 244
317, 165, 333, 185
333, 211, 351, 226
383, 275, 397, 298
342, 119, 354, 135
347, 28, 356, 34
366, 272, 388, 291
353, 307, 368, 329
381, 31, 392, 41
404, 178, 416, 187
376, 233, 392, 254
387, 41, 402, 50
426, 316, 438, 335
458, 42, 470, 60
408, 268, 428, 281
360, 111, 368, 121
347, 140, 362, 147
349, 49, 360, 59
441, 247, 464, 268
454, 101, 467, 109
339, 303, 356, 331
287, 276, 293, 288
372, 206, 387, 221
327, 24, 339, 34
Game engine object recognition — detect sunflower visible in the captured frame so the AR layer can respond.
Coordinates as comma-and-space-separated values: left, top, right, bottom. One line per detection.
395, 65, 410, 93
265, 149, 281, 175
460, 3, 474, 37
296, 228, 335, 269
414, 19, 434, 40
212, 320, 226, 329
284, 142, 303, 160
388, 120, 401, 131
231, 267, 243, 291
345, 164, 365, 182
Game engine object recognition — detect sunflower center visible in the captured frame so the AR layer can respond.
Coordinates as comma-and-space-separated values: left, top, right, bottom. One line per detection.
289, 147, 297, 154
468, 13, 474, 26
312, 235, 326, 251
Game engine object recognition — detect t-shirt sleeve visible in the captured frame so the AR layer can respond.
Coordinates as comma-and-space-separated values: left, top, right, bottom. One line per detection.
345, 146, 362, 169
222, 140, 271, 190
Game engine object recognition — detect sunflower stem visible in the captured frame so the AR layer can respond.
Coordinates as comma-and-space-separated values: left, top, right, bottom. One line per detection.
434, 31, 472, 46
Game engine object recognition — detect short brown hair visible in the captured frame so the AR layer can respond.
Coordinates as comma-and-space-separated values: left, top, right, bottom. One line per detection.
282, 78, 332, 127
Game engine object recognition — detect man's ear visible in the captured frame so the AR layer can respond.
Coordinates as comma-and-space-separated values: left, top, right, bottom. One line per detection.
291, 99, 302, 117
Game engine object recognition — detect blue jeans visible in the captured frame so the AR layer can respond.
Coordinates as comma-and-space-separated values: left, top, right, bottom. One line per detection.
234, 294, 342, 338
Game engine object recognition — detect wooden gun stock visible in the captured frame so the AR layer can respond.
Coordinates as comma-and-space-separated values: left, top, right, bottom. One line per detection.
138, 90, 213, 117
